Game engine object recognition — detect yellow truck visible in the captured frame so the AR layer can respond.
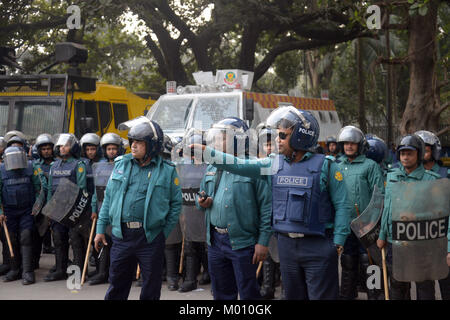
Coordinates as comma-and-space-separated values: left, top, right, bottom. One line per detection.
0, 73, 155, 142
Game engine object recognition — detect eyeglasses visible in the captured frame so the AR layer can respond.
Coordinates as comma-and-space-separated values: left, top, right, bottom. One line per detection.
278, 132, 290, 140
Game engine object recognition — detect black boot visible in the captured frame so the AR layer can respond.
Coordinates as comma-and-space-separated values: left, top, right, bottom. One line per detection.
21, 230, 35, 285
260, 256, 276, 299
69, 228, 86, 271
179, 242, 199, 293
165, 243, 181, 291
42, 229, 54, 254
198, 243, 210, 285
359, 253, 382, 300
32, 228, 42, 270
0, 231, 11, 276
44, 231, 68, 282
89, 243, 110, 285
340, 254, 359, 300
416, 280, 435, 300
3, 232, 21, 282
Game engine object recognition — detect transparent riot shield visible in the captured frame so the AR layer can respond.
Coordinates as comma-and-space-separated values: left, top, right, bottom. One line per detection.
391, 179, 450, 282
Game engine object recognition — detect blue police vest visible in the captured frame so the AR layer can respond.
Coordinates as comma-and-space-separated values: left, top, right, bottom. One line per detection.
80, 158, 95, 195
0, 161, 35, 209
49, 159, 78, 195
272, 153, 334, 236
437, 166, 448, 179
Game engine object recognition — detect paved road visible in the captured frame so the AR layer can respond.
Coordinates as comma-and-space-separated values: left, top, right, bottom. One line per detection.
0, 247, 442, 300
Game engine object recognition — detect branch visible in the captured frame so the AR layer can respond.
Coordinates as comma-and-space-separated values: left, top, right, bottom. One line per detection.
436, 126, 450, 137
437, 80, 449, 91
436, 101, 450, 116
0, 15, 69, 33
144, 35, 168, 79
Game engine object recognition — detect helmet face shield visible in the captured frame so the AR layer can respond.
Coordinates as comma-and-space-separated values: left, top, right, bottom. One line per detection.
415, 130, 441, 161
4, 147, 28, 170
337, 126, 365, 144
55, 134, 76, 149
266, 106, 302, 130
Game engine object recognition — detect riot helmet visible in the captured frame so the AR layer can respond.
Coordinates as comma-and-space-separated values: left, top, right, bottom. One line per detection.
365, 134, 388, 164
177, 128, 204, 160
337, 126, 369, 156
80, 133, 102, 160
325, 135, 340, 155
3, 146, 28, 170
257, 123, 276, 156
414, 130, 441, 162
0, 136, 6, 157
54, 133, 81, 158
35, 133, 54, 159
396, 134, 425, 164
161, 134, 175, 159
100, 133, 124, 160
265, 106, 319, 151
128, 120, 164, 160
206, 117, 250, 156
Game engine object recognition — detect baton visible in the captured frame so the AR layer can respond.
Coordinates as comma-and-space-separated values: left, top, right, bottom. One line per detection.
179, 237, 185, 274
381, 247, 390, 300
81, 217, 97, 286
2, 220, 14, 258
256, 261, 263, 278
136, 265, 141, 280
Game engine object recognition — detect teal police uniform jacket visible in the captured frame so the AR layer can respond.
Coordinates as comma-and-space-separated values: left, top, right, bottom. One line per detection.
202, 147, 352, 246
379, 164, 441, 243
96, 153, 182, 243
338, 154, 385, 220
195, 164, 272, 250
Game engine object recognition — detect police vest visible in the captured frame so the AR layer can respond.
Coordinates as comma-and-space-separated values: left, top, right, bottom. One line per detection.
437, 166, 448, 179
272, 153, 334, 236
0, 161, 35, 209
49, 159, 79, 195
80, 158, 95, 195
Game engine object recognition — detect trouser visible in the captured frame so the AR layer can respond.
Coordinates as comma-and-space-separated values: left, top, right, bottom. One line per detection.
416, 280, 435, 300
386, 243, 411, 300
438, 267, 450, 300
105, 226, 165, 300
277, 230, 339, 300
208, 230, 261, 300
69, 224, 90, 271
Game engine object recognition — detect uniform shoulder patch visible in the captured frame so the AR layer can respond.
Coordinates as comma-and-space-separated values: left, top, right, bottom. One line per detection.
334, 171, 343, 181
174, 177, 180, 186
78, 166, 84, 173
34, 169, 39, 176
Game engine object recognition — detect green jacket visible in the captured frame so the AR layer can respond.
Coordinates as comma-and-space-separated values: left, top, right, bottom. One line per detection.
96, 154, 182, 243
379, 164, 441, 243
338, 155, 385, 220
202, 147, 352, 246
196, 164, 272, 250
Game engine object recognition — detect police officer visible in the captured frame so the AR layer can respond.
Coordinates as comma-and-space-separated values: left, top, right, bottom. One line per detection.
31, 133, 55, 269
81, 133, 103, 163
415, 130, 448, 178
257, 124, 281, 299
195, 117, 272, 300
377, 134, 441, 300
365, 134, 389, 177
94, 121, 182, 300
44, 133, 87, 282
414, 130, 449, 300
88, 133, 124, 285
192, 107, 352, 300
175, 130, 210, 293
0, 145, 42, 284
326, 135, 341, 158
336, 126, 385, 300
0, 136, 9, 276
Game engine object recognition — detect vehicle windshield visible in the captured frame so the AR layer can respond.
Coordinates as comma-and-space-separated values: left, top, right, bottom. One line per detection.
0, 99, 64, 139
148, 97, 193, 131
191, 96, 239, 130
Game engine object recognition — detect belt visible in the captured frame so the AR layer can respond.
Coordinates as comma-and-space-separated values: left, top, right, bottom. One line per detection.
122, 222, 143, 229
212, 225, 228, 234
279, 232, 305, 239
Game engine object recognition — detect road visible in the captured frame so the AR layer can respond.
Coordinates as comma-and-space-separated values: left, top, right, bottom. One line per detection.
0, 247, 442, 300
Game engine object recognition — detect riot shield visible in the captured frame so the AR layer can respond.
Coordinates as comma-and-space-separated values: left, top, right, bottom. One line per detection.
166, 221, 182, 245
268, 235, 279, 263
92, 162, 114, 207
391, 179, 450, 282
41, 178, 91, 228
350, 185, 384, 266
177, 163, 208, 242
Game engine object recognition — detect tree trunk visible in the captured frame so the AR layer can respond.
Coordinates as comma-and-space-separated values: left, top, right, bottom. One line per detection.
357, 38, 367, 133
400, 1, 441, 135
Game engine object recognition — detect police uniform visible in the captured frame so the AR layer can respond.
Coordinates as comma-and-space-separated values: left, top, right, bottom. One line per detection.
206, 147, 352, 300
379, 164, 441, 299
0, 157, 42, 284
97, 153, 182, 300
44, 156, 86, 281
338, 154, 385, 299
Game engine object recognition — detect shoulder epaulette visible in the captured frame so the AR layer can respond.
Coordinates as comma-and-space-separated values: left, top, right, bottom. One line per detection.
114, 155, 124, 162
425, 169, 441, 178
325, 155, 336, 162
163, 159, 176, 167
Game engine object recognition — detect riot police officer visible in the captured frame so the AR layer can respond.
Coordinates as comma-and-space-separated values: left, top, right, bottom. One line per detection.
414, 130, 449, 300
94, 121, 182, 300
0, 136, 9, 276
337, 126, 385, 300
80, 133, 103, 163
175, 129, 210, 293
31, 133, 55, 269
365, 134, 389, 177
0, 145, 42, 284
44, 134, 87, 282
326, 135, 341, 158
88, 133, 125, 285
196, 117, 272, 300
192, 107, 352, 300
377, 134, 441, 300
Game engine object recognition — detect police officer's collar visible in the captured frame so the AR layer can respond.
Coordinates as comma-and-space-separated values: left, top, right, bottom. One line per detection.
342, 154, 365, 163
399, 163, 425, 180
284, 151, 312, 163
132, 155, 158, 167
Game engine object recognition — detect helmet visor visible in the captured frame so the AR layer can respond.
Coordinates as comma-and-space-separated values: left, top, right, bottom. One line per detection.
4, 148, 27, 170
